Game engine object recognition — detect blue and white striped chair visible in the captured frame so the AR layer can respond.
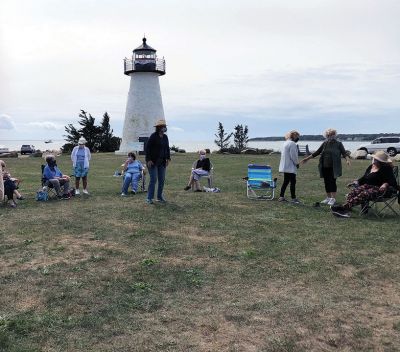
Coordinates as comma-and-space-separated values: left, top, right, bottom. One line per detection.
246, 164, 277, 200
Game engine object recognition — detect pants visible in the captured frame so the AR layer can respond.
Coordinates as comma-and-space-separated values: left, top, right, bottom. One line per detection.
4, 179, 16, 199
147, 164, 166, 201
192, 169, 209, 181
322, 167, 337, 193
122, 172, 141, 193
280, 172, 296, 199
344, 184, 383, 209
47, 178, 70, 196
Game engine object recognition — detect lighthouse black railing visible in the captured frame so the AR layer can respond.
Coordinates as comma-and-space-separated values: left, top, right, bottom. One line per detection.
124, 58, 166, 75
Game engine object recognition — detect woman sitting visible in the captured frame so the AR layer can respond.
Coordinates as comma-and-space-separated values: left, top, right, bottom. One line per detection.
121, 152, 144, 196
331, 151, 397, 218
184, 150, 211, 192
43, 155, 71, 200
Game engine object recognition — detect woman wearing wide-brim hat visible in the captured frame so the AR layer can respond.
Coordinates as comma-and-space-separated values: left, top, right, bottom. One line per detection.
331, 150, 397, 218
71, 137, 92, 195
145, 119, 171, 204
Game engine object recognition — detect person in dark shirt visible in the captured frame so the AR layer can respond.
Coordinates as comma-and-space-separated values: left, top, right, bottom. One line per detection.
331, 151, 397, 217
145, 119, 171, 204
184, 150, 211, 192
301, 128, 350, 206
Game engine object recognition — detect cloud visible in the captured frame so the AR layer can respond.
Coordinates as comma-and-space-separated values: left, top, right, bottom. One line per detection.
27, 121, 63, 130
0, 114, 15, 129
169, 126, 184, 132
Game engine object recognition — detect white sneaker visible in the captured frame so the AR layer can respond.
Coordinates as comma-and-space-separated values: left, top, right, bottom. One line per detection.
75, 189, 80, 195
321, 197, 330, 205
327, 198, 336, 206
83, 189, 89, 195
121, 193, 127, 197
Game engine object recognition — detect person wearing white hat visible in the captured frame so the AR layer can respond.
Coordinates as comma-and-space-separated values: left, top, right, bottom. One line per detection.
71, 137, 92, 195
145, 119, 171, 204
331, 151, 397, 218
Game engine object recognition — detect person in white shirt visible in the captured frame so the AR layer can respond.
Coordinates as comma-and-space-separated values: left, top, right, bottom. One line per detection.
71, 137, 91, 195
278, 130, 301, 204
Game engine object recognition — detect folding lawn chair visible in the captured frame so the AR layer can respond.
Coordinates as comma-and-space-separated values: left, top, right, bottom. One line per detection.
120, 163, 146, 192
191, 160, 214, 188
246, 164, 277, 200
360, 166, 400, 218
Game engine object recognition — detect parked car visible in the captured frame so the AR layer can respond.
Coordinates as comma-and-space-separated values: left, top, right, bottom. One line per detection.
358, 136, 400, 157
20, 145, 36, 155
0, 145, 10, 154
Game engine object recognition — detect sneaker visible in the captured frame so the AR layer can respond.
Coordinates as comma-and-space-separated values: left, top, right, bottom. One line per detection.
121, 193, 127, 197
62, 194, 71, 200
83, 189, 89, 195
156, 198, 167, 203
321, 197, 331, 205
291, 198, 301, 204
327, 198, 336, 206
194, 190, 203, 193
75, 189, 80, 195
17, 196, 24, 200
146, 199, 154, 204
10, 202, 17, 208
278, 197, 287, 202
331, 209, 350, 218
184, 186, 191, 191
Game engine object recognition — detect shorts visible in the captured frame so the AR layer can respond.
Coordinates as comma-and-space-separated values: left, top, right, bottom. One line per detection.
74, 164, 89, 177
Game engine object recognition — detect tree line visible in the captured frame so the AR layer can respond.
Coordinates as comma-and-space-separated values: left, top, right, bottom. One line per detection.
63, 110, 121, 152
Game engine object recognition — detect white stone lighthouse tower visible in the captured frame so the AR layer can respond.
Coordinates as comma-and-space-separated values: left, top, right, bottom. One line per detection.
116, 37, 166, 154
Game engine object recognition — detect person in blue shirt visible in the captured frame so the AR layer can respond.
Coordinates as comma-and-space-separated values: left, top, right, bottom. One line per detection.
43, 155, 71, 199
70, 137, 91, 195
121, 152, 144, 196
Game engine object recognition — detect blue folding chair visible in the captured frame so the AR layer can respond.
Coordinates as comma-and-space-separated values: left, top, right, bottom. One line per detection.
247, 164, 277, 200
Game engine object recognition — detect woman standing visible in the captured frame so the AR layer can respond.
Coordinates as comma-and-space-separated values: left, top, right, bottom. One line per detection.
71, 137, 91, 195
301, 128, 350, 206
278, 130, 301, 204
145, 119, 171, 204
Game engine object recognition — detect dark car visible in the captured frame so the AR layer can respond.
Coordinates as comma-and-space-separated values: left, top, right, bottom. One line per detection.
20, 145, 36, 155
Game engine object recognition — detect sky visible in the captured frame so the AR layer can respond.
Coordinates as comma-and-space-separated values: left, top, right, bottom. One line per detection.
1, 0, 400, 144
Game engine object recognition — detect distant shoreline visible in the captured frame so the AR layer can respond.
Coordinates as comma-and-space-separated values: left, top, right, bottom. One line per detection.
249, 133, 400, 142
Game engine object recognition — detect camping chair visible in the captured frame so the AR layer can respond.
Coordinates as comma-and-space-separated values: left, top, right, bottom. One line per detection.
41, 164, 58, 199
360, 166, 400, 218
191, 160, 214, 188
246, 164, 277, 200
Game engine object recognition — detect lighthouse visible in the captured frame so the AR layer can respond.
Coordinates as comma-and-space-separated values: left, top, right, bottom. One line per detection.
116, 37, 166, 155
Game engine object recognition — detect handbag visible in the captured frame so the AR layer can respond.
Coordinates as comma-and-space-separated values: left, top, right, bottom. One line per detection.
36, 189, 49, 201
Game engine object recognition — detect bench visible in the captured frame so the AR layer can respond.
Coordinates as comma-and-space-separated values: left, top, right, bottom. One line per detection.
297, 144, 311, 156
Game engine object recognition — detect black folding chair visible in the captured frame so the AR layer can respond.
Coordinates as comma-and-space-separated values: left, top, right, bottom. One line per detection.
360, 166, 399, 218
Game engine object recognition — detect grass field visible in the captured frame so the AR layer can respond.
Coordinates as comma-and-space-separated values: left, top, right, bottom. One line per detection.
1, 153, 399, 351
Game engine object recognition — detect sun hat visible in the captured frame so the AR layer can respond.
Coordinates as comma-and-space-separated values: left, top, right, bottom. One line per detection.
78, 137, 87, 145
373, 150, 392, 163
154, 119, 167, 127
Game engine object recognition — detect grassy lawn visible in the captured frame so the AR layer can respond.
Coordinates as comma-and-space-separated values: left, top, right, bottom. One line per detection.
1, 153, 399, 351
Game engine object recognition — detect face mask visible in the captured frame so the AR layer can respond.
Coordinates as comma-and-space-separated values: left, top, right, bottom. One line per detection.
293, 137, 299, 143
199, 154, 206, 160
48, 160, 56, 167
128, 157, 133, 162
161, 127, 167, 133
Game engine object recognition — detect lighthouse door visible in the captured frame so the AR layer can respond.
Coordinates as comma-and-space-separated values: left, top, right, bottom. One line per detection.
138, 137, 149, 155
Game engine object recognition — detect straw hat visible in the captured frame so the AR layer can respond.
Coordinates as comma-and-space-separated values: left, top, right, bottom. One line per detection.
154, 119, 167, 127
78, 137, 87, 145
373, 150, 392, 163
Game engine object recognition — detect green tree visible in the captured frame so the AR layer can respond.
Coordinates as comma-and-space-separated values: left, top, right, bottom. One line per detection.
233, 124, 249, 152
214, 122, 233, 150
63, 110, 121, 152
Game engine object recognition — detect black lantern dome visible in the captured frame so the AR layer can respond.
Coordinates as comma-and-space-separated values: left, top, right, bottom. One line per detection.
124, 37, 165, 76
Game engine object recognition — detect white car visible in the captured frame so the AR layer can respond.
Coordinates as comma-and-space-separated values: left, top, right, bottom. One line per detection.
358, 136, 400, 157
0, 145, 10, 154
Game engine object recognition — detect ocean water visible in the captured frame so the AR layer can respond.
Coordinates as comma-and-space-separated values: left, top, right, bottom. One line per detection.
0, 139, 369, 153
